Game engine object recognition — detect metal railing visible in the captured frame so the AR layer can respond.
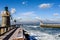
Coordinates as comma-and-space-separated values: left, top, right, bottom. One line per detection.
0, 25, 16, 36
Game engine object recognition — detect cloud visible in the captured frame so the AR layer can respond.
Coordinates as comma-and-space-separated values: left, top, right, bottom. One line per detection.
46, 18, 60, 23
38, 3, 52, 8
17, 11, 39, 22
21, 11, 36, 17
22, 1, 27, 5
0, 11, 4, 14
11, 8, 16, 14
0, 11, 6, 15
22, 2, 25, 4
53, 13, 59, 16
35, 17, 41, 20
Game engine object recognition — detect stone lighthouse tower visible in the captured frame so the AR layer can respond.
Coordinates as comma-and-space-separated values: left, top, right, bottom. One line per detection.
2, 6, 10, 27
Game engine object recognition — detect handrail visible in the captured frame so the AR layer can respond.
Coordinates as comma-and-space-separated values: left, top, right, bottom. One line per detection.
0, 25, 16, 36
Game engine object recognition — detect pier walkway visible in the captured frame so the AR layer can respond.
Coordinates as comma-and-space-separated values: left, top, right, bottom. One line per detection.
9, 28, 25, 40
0, 26, 30, 40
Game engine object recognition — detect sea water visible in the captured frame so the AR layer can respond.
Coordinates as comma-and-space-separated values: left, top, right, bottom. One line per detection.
21, 25, 60, 40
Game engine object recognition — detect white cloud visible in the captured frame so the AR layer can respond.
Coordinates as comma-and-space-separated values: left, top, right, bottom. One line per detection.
22, 1, 26, 5
46, 18, 60, 23
35, 17, 43, 22
21, 11, 36, 17
35, 17, 41, 20
22, 2, 25, 4
53, 13, 59, 16
0, 11, 3, 14
11, 8, 16, 14
38, 3, 52, 8
18, 11, 38, 22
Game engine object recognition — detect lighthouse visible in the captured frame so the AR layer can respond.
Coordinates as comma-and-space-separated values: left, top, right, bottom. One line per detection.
2, 6, 10, 27
0, 6, 11, 34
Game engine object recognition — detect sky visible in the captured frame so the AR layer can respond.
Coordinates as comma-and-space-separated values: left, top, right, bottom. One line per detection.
0, 0, 60, 23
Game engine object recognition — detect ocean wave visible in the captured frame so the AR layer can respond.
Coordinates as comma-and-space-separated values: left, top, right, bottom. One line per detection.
22, 25, 60, 40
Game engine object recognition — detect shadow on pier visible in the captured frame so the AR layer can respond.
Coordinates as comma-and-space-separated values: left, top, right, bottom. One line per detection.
25, 34, 37, 40
23, 30, 37, 40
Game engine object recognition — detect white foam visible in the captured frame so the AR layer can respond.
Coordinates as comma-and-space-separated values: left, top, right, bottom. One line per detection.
28, 30, 60, 40
22, 25, 60, 40
27, 26, 39, 28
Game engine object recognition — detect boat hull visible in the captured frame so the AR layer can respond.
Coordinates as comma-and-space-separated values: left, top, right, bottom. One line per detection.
40, 25, 60, 28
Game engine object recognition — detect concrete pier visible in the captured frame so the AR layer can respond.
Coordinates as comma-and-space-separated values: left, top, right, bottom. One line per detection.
9, 28, 25, 40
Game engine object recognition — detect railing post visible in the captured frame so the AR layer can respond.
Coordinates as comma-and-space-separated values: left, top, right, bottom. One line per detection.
6, 27, 8, 32
5, 28, 6, 33
0, 28, 1, 35
1, 29, 4, 34
3, 27, 5, 34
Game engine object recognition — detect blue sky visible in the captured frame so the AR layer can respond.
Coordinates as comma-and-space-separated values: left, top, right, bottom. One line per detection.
0, 0, 60, 23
